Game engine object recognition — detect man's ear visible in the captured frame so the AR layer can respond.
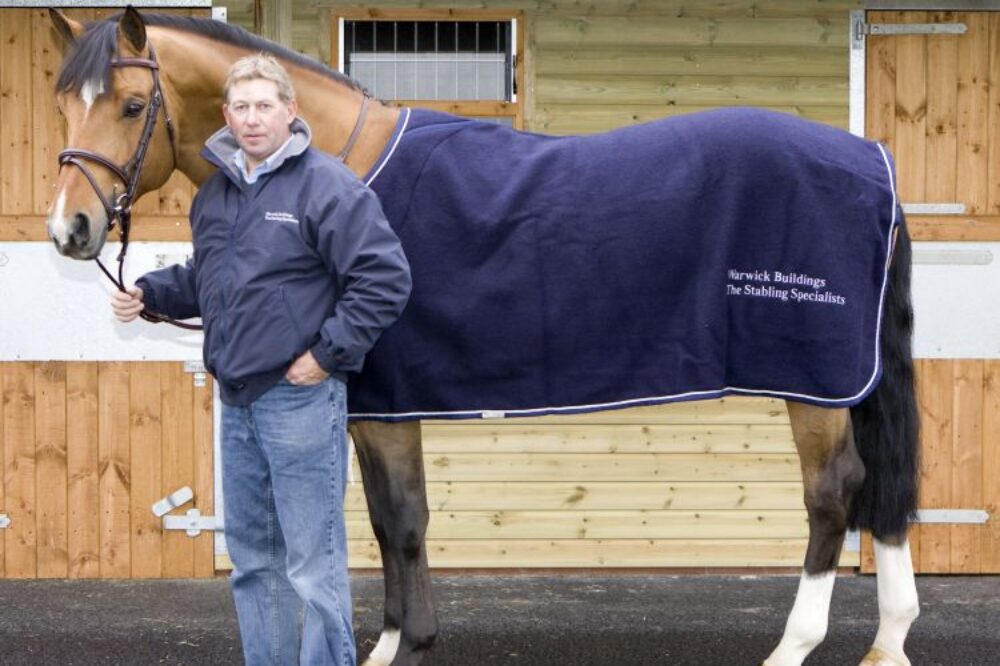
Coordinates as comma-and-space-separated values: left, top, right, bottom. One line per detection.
117, 5, 147, 55
49, 9, 85, 49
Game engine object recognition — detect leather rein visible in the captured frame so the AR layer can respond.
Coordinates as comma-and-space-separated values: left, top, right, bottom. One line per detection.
58, 43, 201, 330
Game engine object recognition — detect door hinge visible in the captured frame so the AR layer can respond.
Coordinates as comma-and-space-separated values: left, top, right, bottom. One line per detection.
153, 486, 222, 538
913, 509, 989, 524
852, 13, 966, 49
184, 361, 208, 388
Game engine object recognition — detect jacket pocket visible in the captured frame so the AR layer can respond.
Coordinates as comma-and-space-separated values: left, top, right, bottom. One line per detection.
278, 285, 305, 339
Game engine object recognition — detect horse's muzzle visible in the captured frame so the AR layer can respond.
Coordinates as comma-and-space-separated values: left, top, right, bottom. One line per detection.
48, 212, 104, 260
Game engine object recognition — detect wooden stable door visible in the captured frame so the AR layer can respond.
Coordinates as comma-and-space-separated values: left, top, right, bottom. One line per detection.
1, 363, 216, 579
862, 10, 1000, 573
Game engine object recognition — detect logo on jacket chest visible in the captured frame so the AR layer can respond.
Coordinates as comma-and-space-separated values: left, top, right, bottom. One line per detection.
264, 211, 300, 224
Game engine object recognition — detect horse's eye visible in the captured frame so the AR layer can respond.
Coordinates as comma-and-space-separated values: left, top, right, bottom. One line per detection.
124, 100, 145, 118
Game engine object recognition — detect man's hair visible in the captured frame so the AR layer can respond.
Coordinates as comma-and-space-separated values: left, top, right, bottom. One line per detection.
224, 53, 296, 103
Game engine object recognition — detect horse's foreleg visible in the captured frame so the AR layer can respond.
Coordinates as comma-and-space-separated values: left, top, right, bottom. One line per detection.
764, 403, 865, 666
858, 536, 919, 665
351, 420, 437, 666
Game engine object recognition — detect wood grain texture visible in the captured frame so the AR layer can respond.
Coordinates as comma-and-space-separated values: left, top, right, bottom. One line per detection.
3, 364, 37, 577
98, 362, 131, 578
161, 363, 195, 578
66, 363, 100, 578
193, 376, 216, 578
950, 360, 983, 573
34, 363, 67, 578
129, 363, 162, 578
983, 361, 1000, 573
916, 359, 953, 573
0, 11, 34, 215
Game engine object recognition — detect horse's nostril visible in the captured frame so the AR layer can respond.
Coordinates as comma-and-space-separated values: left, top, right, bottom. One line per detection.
70, 213, 91, 247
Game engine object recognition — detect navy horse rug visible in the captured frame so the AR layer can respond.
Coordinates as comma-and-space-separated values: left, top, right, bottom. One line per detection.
349, 107, 900, 420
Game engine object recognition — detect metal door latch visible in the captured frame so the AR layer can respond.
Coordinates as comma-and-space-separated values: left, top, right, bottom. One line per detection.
152, 486, 222, 537
164, 509, 220, 538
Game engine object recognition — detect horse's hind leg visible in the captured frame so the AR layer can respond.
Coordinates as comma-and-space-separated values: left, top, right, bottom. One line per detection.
764, 403, 865, 666
857, 536, 918, 665
351, 421, 437, 666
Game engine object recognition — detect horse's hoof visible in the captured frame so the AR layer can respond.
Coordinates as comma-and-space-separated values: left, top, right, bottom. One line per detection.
859, 647, 911, 666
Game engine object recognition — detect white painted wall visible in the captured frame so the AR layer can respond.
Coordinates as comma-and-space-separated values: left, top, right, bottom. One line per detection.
911, 242, 999, 359
0, 240, 997, 361
0, 241, 201, 361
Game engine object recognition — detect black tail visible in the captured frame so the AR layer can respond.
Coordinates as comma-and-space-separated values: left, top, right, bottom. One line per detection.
849, 216, 919, 540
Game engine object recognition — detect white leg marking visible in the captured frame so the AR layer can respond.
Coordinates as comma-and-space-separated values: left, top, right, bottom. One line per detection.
48, 190, 69, 245
869, 539, 919, 665
764, 570, 837, 666
362, 628, 400, 666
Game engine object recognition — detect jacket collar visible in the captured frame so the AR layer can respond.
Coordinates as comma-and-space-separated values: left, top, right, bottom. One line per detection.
201, 117, 313, 184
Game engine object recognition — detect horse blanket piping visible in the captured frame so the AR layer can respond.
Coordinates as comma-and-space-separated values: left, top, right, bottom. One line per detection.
349, 107, 899, 421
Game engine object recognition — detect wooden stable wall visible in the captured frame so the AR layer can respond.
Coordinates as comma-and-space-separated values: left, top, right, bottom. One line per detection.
227, 0, 863, 135
345, 398, 841, 568
0, 362, 214, 578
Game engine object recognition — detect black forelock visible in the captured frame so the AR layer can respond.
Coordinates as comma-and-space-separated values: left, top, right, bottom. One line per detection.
55, 12, 364, 97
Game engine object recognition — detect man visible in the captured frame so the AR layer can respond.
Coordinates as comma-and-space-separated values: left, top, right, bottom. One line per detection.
111, 54, 411, 666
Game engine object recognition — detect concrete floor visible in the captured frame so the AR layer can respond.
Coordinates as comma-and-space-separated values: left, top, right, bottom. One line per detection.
0, 573, 996, 665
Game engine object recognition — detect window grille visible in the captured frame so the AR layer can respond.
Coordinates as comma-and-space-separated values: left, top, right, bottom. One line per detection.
343, 20, 515, 103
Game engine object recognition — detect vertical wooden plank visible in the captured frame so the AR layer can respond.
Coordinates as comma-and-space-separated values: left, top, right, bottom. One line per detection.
893, 11, 927, 205
982, 360, 1000, 573
130, 362, 162, 578
98, 362, 131, 578
956, 12, 990, 215
988, 14, 1000, 214
162, 363, 195, 578
193, 376, 216, 578
917, 359, 953, 573
0, 10, 34, 215
35, 363, 68, 578
31, 8, 66, 216
950, 360, 982, 573
866, 11, 896, 148
67, 363, 100, 578
3, 363, 37, 577
924, 11, 959, 206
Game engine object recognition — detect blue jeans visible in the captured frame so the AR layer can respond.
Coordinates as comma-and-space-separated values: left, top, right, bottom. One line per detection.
221, 377, 355, 666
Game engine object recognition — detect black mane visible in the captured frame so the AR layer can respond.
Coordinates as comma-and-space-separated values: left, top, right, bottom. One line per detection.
56, 12, 364, 96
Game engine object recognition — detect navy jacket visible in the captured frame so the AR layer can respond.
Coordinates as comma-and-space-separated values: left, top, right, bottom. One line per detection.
136, 118, 411, 406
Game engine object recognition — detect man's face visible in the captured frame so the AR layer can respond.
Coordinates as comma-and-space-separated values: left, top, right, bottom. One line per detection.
223, 78, 298, 169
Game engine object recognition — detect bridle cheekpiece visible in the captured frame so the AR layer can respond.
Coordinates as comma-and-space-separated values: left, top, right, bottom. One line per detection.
58, 43, 200, 330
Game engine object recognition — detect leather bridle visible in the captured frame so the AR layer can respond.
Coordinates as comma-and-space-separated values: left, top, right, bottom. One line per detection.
58, 43, 201, 330
58, 43, 372, 333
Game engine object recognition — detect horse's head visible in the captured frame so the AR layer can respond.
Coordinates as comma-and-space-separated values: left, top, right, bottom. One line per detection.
48, 7, 177, 260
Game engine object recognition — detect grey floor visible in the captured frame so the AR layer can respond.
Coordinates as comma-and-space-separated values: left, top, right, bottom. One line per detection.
0, 573, 996, 665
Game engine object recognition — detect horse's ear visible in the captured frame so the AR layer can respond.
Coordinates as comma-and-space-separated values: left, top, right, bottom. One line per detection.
117, 6, 147, 55
49, 9, 84, 48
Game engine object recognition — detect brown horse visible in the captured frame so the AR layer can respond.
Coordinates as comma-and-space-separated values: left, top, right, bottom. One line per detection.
46, 9, 920, 666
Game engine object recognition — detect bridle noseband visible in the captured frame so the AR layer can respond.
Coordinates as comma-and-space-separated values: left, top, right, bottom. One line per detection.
58, 43, 200, 330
